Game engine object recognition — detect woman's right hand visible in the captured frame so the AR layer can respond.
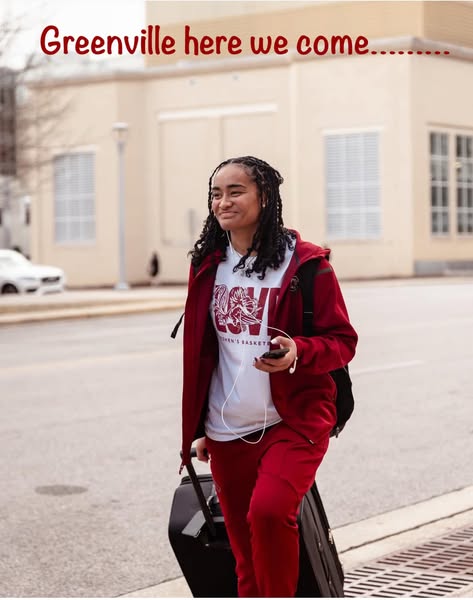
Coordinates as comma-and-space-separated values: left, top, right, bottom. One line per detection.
195, 437, 209, 462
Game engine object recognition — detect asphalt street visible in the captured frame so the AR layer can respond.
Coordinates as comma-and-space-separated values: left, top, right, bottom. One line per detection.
0, 279, 472, 597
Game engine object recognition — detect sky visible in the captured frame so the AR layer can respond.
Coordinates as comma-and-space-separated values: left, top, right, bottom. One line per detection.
1, 0, 146, 67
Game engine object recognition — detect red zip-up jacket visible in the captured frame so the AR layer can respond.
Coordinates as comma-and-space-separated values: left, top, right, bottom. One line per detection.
180, 231, 358, 468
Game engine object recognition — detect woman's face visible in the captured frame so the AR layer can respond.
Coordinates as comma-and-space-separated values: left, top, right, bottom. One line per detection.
211, 164, 262, 239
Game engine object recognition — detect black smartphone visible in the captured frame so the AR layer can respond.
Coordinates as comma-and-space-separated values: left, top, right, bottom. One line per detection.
260, 347, 290, 360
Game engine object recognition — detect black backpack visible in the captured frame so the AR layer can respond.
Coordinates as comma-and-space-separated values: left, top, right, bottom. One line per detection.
297, 259, 354, 437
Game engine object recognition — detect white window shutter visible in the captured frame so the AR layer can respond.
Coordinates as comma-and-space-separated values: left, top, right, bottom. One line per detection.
54, 153, 95, 243
325, 132, 381, 240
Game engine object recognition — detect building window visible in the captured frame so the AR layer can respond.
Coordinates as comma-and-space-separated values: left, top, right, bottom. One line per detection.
430, 132, 449, 235
325, 131, 380, 240
456, 135, 473, 235
54, 152, 95, 243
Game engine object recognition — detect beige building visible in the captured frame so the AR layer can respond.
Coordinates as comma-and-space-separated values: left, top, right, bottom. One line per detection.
27, 1, 473, 286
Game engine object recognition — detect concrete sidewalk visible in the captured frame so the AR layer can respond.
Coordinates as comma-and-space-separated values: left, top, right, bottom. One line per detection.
0, 285, 188, 325
1, 275, 472, 326
122, 485, 473, 598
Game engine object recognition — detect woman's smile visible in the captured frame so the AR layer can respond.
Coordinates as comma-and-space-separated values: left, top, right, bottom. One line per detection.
211, 164, 261, 239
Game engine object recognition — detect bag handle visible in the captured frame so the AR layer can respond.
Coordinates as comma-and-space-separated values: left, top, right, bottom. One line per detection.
180, 449, 217, 538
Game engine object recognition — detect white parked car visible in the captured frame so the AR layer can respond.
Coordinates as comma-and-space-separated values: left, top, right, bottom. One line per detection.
0, 249, 66, 295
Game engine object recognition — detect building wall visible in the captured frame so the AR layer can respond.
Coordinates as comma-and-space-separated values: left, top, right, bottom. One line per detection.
115, 79, 150, 283
31, 81, 123, 287
146, 1, 426, 66
294, 54, 414, 279
30, 48, 473, 285
26, 2, 473, 286
145, 64, 291, 283
149, 1, 317, 24
34, 77, 157, 287
138, 50, 416, 282
424, 1, 473, 48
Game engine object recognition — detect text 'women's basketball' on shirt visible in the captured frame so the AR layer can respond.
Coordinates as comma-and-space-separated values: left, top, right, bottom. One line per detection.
206, 245, 294, 441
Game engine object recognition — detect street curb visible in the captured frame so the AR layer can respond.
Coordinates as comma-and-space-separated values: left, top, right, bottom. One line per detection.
0, 300, 186, 325
120, 485, 473, 598
334, 484, 473, 553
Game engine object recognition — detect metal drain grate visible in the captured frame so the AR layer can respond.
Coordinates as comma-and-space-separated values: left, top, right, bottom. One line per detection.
345, 525, 473, 597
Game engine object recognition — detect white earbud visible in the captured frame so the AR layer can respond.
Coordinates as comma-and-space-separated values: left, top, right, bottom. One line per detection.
289, 356, 298, 374
270, 336, 298, 375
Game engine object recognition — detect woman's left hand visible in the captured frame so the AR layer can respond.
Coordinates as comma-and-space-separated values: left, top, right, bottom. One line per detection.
253, 336, 297, 373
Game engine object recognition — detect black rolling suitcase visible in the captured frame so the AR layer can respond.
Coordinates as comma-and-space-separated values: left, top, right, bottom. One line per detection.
297, 484, 345, 598
168, 450, 344, 598
168, 452, 237, 598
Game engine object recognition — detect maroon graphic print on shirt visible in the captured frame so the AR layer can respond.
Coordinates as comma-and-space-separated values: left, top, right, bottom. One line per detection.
213, 284, 279, 336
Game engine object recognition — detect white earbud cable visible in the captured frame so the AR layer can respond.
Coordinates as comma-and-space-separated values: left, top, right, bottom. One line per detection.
219, 231, 298, 443
220, 317, 297, 445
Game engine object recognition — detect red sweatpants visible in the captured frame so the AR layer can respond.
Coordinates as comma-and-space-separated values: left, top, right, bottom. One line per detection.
206, 423, 329, 598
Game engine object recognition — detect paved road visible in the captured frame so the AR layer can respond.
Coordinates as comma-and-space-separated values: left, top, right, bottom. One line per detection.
1, 279, 472, 597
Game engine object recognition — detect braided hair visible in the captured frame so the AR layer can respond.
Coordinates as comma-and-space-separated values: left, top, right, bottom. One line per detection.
189, 156, 295, 279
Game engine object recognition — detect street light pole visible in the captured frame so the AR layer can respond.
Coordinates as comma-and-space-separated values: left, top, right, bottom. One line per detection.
112, 122, 129, 290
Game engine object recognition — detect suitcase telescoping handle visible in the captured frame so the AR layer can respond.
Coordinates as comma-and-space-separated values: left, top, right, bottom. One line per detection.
180, 449, 217, 538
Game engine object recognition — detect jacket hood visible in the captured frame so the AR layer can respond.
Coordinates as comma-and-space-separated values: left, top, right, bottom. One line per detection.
289, 230, 330, 265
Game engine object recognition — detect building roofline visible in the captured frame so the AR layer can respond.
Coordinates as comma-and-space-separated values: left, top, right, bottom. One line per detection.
30, 37, 473, 88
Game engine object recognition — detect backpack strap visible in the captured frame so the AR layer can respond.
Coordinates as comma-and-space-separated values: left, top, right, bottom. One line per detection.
298, 257, 353, 438
170, 312, 185, 339
298, 258, 322, 336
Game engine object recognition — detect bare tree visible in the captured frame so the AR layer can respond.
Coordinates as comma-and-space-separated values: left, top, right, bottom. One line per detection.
0, 11, 71, 252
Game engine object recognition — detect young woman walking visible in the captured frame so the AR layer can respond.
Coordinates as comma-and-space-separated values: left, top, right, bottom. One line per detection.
179, 156, 357, 597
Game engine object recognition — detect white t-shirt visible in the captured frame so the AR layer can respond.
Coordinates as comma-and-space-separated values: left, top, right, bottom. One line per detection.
206, 244, 294, 441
